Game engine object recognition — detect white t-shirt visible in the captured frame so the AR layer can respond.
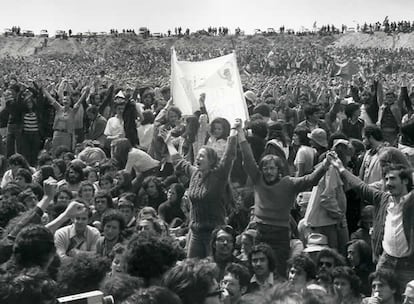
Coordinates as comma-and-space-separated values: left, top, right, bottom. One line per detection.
125, 148, 159, 174
137, 124, 154, 150
104, 116, 125, 138
294, 146, 316, 174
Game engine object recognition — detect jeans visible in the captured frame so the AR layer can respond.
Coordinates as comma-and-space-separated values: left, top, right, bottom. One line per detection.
6, 124, 22, 157
312, 221, 349, 256
256, 223, 290, 277
187, 229, 212, 259
377, 252, 414, 293
21, 131, 41, 166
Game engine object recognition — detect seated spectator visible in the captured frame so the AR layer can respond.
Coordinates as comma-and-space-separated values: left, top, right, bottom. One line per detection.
89, 190, 114, 228
209, 225, 243, 280
346, 239, 374, 296
117, 193, 137, 237
332, 266, 362, 304
123, 231, 184, 287
96, 210, 125, 257
362, 269, 400, 304
123, 286, 182, 304
100, 273, 143, 304
0, 267, 58, 304
247, 242, 283, 293
158, 183, 186, 226
57, 253, 110, 297
287, 253, 317, 292
350, 205, 374, 249
54, 202, 100, 262
220, 263, 251, 304
163, 258, 221, 304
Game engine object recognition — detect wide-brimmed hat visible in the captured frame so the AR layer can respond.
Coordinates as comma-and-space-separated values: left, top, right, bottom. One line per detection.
308, 128, 328, 148
303, 233, 329, 253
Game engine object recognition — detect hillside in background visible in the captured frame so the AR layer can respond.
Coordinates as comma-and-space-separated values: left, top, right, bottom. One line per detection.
0, 34, 339, 58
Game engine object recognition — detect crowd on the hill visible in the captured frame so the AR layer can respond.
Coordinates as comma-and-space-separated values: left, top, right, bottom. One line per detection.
1, 34, 414, 304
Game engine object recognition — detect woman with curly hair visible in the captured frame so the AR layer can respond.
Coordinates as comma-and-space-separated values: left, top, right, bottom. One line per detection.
206, 117, 231, 159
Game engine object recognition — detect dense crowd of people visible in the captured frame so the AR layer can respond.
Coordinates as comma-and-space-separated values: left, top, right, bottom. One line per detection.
1, 30, 414, 304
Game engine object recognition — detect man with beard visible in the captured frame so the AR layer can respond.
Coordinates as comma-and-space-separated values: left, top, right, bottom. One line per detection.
247, 243, 283, 293
209, 225, 244, 281
315, 248, 346, 293
57, 163, 84, 196
54, 201, 100, 262
220, 263, 251, 304
237, 124, 328, 275
359, 125, 387, 185
329, 153, 414, 288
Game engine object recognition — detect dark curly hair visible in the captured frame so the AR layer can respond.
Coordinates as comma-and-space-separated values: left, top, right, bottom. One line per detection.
102, 209, 126, 232
287, 253, 316, 281
249, 242, 277, 274
100, 273, 143, 304
209, 117, 231, 140
57, 253, 111, 296
162, 258, 218, 304
124, 231, 185, 286
0, 267, 58, 304
64, 163, 84, 184
332, 266, 361, 297
123, 286, 183, 304
12, 225, 56, 269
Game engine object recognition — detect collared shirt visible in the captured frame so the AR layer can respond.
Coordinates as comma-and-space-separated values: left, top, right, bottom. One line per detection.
54, 224, 100, 261
383, 196, 410, 258
250, 272, 276, 291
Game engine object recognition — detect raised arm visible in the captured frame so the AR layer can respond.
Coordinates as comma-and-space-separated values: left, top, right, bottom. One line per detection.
73, 86, 90, 110
42, 86, 62, 111
328, 152, 385, 206
160, 128, 196, 177
238, 125, 261, 181
291, 161, 327, 192
217, 119, 239, 176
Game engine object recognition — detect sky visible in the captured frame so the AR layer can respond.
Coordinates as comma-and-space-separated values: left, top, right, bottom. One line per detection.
1, 0, 413, 35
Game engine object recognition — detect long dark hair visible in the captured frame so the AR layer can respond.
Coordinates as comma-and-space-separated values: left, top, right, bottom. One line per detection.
112, 138, 132, 169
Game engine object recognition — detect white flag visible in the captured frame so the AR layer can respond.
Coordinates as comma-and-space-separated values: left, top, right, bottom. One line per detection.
171, 48, 249, 124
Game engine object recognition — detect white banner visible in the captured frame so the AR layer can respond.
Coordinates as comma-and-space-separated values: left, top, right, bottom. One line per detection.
171, 48, 249, 124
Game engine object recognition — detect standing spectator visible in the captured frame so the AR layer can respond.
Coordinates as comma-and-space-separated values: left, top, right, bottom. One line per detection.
293, 127, 316, 177
20, 89, 42, 166
359, 125, 387, 184
42, 85, 89, 153
340, 103, 364, 140
160, 119, 239, 258
4, 87, 24, 157
238, 124, 327, 275
85, 105, 107, 148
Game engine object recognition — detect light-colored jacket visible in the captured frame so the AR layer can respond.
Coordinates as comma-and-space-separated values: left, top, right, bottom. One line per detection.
305, 166, 346, 227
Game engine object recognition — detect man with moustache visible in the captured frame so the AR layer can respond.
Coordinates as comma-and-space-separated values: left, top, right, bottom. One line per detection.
209, 225, 244, 281
329, 152, 414, 288
247, 243, 283, 293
